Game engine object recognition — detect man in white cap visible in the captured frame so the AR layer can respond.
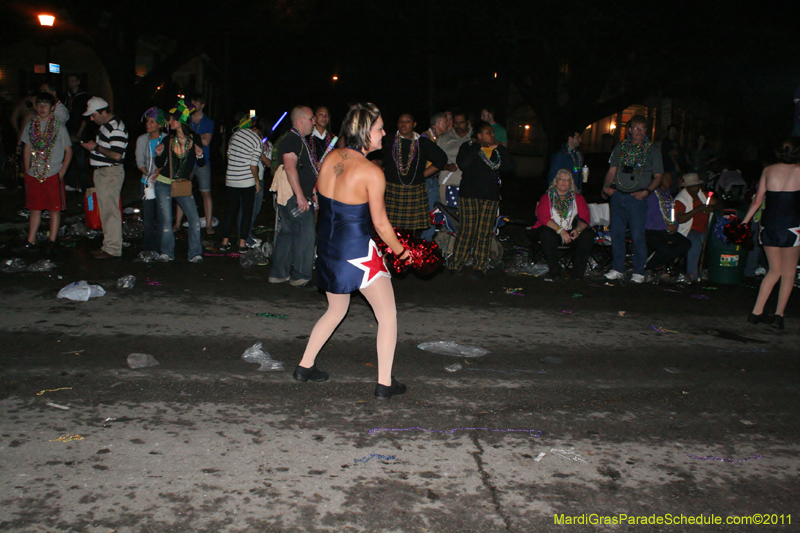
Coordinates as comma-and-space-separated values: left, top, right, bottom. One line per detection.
80, 97, 128, 259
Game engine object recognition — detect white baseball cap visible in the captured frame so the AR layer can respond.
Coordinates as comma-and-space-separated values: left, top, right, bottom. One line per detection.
83, 96, 109, 116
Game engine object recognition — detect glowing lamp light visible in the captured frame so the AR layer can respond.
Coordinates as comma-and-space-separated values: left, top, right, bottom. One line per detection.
249, 109, 256, 117
610, 123, 617, 131
524, 125, 530, 130
177, 93, 185, 99
494, 72, 498, 78
38, 14, 55, 26
332, 75, 338, 81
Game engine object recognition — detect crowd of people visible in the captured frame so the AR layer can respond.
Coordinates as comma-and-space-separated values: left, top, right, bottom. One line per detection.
4, 82, 800, 330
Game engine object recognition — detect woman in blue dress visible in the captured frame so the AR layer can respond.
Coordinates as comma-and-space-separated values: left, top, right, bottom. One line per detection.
293, 103, 411, 399
742, 140, 800, 329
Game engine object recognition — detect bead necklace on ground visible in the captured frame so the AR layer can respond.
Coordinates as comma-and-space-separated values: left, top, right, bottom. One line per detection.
549, 189, 575, 222
29, 116, 59, 183
392, 132, 420, 185
291, 127, 319, 176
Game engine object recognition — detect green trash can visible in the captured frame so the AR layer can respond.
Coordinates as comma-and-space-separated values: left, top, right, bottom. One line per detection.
707, 209, 750, 285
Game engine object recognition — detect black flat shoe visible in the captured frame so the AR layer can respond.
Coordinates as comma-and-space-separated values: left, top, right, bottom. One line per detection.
374, 377, 407, 400
747, 313, 773, 325
293, 364, 329, 382
771, 315, 784, 330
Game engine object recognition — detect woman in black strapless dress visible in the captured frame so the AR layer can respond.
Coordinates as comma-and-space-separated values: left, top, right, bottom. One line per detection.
742, 140, 800, 329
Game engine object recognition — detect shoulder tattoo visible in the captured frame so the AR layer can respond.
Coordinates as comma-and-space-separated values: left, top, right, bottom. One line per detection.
333, 150, 352, 178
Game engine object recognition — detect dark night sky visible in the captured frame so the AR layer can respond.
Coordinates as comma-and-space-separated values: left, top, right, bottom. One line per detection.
3, 1, 799, 150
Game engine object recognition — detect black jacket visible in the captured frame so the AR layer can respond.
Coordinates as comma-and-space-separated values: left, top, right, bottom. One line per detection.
456, 141, 516, 201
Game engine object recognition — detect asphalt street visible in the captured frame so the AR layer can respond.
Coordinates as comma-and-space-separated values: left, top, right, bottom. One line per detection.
1, 242, 798, 532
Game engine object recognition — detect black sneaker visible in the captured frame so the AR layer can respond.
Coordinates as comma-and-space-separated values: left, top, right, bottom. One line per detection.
13, 241, 37, 253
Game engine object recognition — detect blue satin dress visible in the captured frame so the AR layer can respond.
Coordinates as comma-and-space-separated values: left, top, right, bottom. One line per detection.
760, 191, 800, 247
316, 193, 391, 293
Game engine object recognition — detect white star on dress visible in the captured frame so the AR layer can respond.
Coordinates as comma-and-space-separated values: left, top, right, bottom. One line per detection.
347, 239, 391, 289
788, 227, 800, 247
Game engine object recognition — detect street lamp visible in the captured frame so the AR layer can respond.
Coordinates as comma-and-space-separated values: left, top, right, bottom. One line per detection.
38, 14, 56, 80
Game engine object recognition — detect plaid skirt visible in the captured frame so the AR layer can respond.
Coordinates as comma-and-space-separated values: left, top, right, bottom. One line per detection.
385, 182, 428, 230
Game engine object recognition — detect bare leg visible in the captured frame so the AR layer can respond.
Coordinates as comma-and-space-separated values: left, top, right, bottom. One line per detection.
359, 276, 398, 387
173, 204, 184, 232
753, 246, 782, 315
202, 191, 214, 234
775, 247, 800, 316
299, 292, 350, 368
48, 210, 60, 241
27, 210, 42, 243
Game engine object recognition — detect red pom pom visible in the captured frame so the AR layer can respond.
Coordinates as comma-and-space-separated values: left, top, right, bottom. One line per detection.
375, 229, 444, 274
721, 216, 754, 248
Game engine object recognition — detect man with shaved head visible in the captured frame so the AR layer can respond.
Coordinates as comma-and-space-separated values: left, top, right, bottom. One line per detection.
269, 105, 318, 286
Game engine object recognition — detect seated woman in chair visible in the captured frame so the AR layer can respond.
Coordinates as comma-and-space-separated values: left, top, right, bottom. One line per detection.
533, 168, 595, 280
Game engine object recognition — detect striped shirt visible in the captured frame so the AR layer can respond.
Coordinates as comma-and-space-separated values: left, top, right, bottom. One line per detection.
225, 128, 262, 188
89, 116, 128, 167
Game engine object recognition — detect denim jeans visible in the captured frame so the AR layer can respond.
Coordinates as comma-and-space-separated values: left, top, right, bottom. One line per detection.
686, 229, 706, 280
420, 175, 439, 242
609, 191, 648, 275
270, 195, 316, 281
154, 181, 202, 259
140, 181, 158, 252
241, 178, 265, 246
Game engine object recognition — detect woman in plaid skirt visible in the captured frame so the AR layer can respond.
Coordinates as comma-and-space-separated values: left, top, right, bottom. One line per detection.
381, 113, 447, 234
451, 121, 515, 279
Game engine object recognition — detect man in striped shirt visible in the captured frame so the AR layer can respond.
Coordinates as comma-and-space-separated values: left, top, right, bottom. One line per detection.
81, 97, 128, 259
218, 116, 265, 252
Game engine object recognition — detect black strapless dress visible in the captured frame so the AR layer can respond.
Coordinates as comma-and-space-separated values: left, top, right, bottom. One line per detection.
760, 191, 800, 247
316, 193, 391, 293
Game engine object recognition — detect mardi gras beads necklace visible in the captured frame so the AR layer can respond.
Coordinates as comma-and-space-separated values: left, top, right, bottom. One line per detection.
619, 137, 651, 167
477, 144, 502, 171
568, 146, 582, 174
171, 134, 193, 180
654, 189, 673, 225
291, 127, 320, 176
29, 116, 59, 183
549, 189, 574, 223
392, 132, 420, 183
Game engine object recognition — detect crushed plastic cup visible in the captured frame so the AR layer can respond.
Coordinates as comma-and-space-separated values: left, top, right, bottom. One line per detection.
57, 280, 106, 301
444, 363, 462, 373
417, 341, 489, 357
116, 275, 136, 289
127, 353, 159, 369
27, 259, 57, 272
122, 217, 144, 239
241, 341, 284, 371
1, 258, 28, 273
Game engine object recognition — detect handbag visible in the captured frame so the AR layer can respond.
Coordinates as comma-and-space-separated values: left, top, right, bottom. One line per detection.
169, 136, 193, 197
